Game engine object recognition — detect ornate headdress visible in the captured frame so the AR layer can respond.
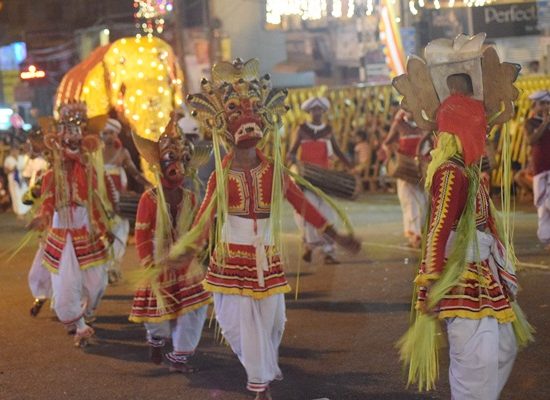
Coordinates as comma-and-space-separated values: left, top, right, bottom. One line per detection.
132, 112, 194, 173
58, 101, 87, 127
43, 101, 106, 153
186, 58, 288, 146
393, 33, 520, 132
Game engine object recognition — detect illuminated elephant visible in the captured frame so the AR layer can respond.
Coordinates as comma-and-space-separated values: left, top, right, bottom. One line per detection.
55, 36, 184, 141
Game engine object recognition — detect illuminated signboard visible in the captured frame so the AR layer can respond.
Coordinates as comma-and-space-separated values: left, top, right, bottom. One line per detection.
20, 65, 46, 80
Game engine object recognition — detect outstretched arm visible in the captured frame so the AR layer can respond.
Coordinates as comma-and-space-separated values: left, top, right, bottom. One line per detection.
284, 174, 360, 254
330, 135, 353, 169
286, 128, 303, 165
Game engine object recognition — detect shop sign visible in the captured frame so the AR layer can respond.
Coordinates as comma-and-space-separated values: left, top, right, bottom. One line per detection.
472, 2, 540, 37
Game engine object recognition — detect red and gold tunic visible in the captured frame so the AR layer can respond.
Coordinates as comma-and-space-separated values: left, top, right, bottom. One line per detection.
416, 157, 515, 322
195, 150, 329, 299
38, 161, 113, 273
129, 187, 212, 323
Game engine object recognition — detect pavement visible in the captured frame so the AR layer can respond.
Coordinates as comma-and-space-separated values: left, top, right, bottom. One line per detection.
0, 194, 548, 400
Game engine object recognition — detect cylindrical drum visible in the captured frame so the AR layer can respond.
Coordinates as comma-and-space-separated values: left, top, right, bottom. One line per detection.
298, 163, 361, 200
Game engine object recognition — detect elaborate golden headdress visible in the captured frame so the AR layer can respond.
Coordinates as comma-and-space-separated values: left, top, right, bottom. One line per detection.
186, 58, 289, 145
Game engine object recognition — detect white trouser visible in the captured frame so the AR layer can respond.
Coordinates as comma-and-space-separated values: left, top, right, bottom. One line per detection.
533, 171, 550, 244
396, 179, 427, 238
50, 234, 108, 330
214, 293, 286, 392
446, 317, 517, 400
294, 189, 336, 254
28, 244, 52, 300
109, 217, 129, 270
144, 305, 208, 354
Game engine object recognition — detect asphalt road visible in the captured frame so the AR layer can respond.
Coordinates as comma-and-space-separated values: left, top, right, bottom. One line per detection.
0, 194, 548, 400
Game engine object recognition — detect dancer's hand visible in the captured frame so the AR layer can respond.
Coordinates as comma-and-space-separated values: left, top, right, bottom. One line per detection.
417, 284, 437, 316
27, 215, 48, 231
104, 231, 115, 245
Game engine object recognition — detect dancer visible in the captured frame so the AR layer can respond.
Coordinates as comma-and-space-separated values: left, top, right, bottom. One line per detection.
101, 117, 150, 283
28, 103, 115, 347
525, 90, 550, 247
129, 115, 211, 372
178, 58, 360, 399
287, 96, 353, 264
395, 33, 533, 399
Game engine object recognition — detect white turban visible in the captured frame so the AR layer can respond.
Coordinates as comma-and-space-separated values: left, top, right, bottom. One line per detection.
301, 96, 330, 112
528, 90, 550, 102
103, 118, 122, 134
178, 116, 200, 137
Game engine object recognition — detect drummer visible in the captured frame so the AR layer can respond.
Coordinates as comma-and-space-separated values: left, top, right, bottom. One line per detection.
287, 96, 353, 264
382, 109, 428, 249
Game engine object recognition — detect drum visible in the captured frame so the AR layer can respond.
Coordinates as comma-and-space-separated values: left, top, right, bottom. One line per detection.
387, 152, 421, 185
119, 192, 141, 227
298, 163, 361, 200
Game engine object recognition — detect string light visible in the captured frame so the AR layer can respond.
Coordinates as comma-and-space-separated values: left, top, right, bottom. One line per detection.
133, 0, 173, 34
265, 0, 499, 21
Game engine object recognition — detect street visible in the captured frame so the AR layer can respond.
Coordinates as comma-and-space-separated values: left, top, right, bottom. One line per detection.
0, 194, 549, 400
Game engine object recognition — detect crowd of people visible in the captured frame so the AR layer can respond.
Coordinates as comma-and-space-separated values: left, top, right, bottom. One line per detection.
0, 33, 543, 400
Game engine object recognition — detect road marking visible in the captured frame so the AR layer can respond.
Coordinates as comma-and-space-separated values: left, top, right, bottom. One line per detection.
517, 261, 550, 270
362, 241, 421, 253
363, 242, 550, 271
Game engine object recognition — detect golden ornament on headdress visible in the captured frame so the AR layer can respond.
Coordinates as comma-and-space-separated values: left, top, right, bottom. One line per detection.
211, 58, 260, 85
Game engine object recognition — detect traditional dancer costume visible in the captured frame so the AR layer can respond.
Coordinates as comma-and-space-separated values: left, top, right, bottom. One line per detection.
178, 58, 360, 399
29, 103, 116, 347
394, 33, 534, 399
384, 110, 428, 248
525, 90, 550, 246
101, 118, 150, 283
129, 116, 211, 372
287, 96, 353, 264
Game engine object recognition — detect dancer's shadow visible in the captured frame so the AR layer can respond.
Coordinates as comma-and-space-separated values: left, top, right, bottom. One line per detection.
284, 290, 329, 301
271, 364, 440, 400
286, 301, 410, 314
101, 294, 135, 301
279, 345, 343, 360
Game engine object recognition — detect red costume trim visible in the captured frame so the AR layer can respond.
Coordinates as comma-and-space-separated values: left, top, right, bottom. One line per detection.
129, 188, 212, 323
